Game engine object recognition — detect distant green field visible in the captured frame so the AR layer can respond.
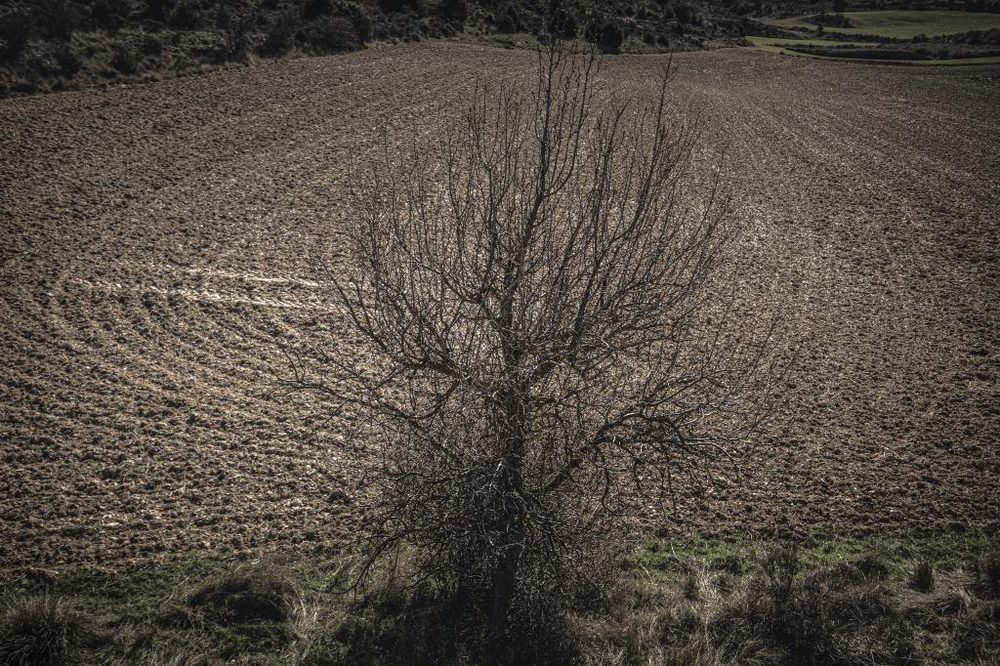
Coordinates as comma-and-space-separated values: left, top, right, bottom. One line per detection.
764, 10, 1000, 38
746, 36, 870, 48
746, 36, 1000, 65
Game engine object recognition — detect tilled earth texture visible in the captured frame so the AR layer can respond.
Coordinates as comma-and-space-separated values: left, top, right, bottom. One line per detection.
1, 44, 998, 567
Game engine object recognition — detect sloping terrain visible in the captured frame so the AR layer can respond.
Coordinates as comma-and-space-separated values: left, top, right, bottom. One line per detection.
1, 44, 997, 567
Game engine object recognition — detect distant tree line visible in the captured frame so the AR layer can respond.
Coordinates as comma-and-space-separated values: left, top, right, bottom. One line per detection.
0, 0, 726, 67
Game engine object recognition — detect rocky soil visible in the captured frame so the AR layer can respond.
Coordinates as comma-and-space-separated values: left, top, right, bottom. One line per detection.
1, 44, 997, 567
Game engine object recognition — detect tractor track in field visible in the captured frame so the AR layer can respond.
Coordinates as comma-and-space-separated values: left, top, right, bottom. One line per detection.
1, 43, 997, 567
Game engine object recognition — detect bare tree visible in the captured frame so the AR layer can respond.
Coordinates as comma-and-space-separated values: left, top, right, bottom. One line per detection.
294, 42, 779, 659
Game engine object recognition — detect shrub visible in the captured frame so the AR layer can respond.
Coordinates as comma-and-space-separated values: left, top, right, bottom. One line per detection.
595, 19, 625, 53
674, 1, 693, 25
143, 0, 174, 23
439, 0, 468, 23
32, 0, 90, 41
496, 5, 520, 33
220, 9, 255, 60
139, 32, 163, 56
262, 8, 300, 55
303, 0, 334, 21
167, 0, 201, 29
89, 0, 134, 31
0, 12, 32, 63
110, 41, 139, 73
341, 2, 374, 42
546, 4, 577, 39
300, 15, 362, 53
54, 44, 82, 77
0, 596, 90, 666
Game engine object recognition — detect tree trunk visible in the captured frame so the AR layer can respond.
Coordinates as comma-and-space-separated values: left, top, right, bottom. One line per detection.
486, 534, 522, 663
485, 389, 527, 664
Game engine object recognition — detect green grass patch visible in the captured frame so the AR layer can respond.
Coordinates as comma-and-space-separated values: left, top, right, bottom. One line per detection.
764, 10, 1000, 39
634, 530, 1000, 574
746, 36, 1000, 65
747, 35, 872, 47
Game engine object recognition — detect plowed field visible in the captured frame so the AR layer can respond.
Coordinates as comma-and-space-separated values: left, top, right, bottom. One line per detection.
2, 44, 998, 567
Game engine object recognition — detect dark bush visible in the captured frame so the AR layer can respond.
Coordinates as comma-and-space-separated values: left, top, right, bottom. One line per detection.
33, 0, 90, 41
143, 0, 175, 23
439, 0, 468, 23
596, 19, 624, 52
167, 0, 201, 29
54, 44, 82, 77
342, 1, 374, 41
262, 8, 300, 55
496, 4, 519, 33
89, 0, 133, 31
379, 0, 424, 14
219, 9, 254, 59
0, 12, 32, 63
139, 32, 163, 56
300, 15, 362, 53
952, 28, 1000, 46
674, 1, 693, 25
110, 41, 139, 73
546, 3, 577, 39
303, 0, 334, 20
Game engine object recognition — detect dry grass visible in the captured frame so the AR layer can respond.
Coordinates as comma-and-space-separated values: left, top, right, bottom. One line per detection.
1, 538, 999, 664
186, 563, 299, 625
571, 540, 1000, 666
0, 595, 92, 666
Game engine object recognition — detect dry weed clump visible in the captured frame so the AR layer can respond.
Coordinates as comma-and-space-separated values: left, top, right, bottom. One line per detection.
972, 549, 1000, 598
710, 547, 917, 665
0, 595, 92, 666
306, 554, 484, 666
909, 560, 935, 592
186, 562, 299, 626
576, 545, 930, 665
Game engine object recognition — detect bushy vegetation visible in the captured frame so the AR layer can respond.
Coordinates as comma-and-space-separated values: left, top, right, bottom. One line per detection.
0, 11, 32, 63
2, 536, 997, 664
0, 0, 758, 96
0, 596, 92, 666
747, 8, 1000, 63
5, 0, 1000, 96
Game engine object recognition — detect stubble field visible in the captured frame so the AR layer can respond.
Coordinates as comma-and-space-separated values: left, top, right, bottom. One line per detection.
1, 43, 998, 569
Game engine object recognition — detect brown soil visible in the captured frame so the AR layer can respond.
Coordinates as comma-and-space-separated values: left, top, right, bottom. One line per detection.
1, 44, 998, 567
